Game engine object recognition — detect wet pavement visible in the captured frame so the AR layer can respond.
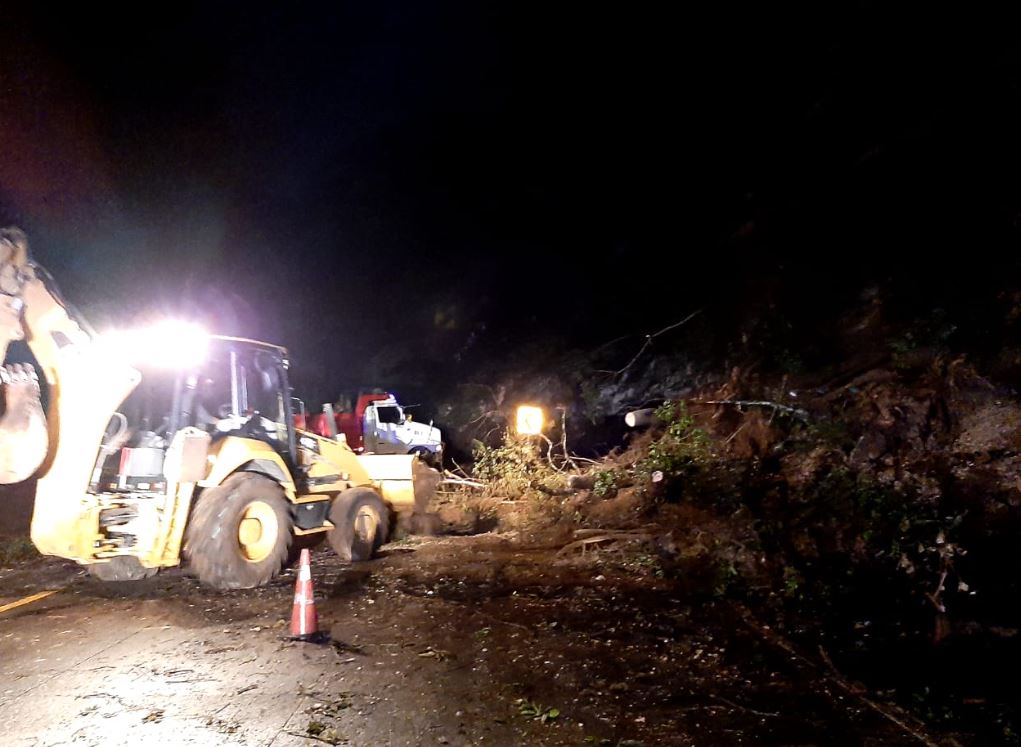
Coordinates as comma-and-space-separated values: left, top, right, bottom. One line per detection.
0, 535, 926, 746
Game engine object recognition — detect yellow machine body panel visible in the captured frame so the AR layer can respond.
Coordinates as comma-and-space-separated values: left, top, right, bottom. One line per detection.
295, 430, 426, 512
199, 436, 297, 497
297, 429, 373, 491
357, 453, 418, 512
26, 289, 142, 560
122, 436, 298, 567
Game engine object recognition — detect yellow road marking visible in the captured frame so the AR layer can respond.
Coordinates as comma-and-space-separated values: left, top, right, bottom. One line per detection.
0, 589, 61, 615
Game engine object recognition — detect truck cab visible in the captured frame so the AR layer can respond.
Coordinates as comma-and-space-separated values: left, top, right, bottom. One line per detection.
358, 395, 442, 459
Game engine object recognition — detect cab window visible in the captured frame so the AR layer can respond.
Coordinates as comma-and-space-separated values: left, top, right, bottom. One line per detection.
375, 406, 403, 425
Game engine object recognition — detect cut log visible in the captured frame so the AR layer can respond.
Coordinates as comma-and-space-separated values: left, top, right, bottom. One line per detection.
625, 408, 656, 428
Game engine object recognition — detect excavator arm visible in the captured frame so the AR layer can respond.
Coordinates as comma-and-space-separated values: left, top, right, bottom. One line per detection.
0, 227, 141, 564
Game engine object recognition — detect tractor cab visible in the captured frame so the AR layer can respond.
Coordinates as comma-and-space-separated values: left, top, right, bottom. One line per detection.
91, 336, 297, 495
172, 336, 296, 460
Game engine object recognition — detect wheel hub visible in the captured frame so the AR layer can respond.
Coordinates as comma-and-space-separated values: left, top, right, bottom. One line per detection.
353, 507, 378, 548
238, 500, 278, 562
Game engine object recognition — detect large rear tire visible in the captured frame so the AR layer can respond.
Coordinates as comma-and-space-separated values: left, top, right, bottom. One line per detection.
185, 473, 292, 589
328, 487, 389, 562
87, 556, 158, 582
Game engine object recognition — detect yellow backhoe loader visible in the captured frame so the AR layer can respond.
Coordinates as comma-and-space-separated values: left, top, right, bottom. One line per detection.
0, 227, 433, 587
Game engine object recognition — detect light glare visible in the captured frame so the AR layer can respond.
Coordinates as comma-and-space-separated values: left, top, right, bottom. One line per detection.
100, 320, 209, 369
515, 405, 544, 435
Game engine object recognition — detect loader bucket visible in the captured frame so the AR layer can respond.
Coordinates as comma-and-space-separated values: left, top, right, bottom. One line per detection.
31, 349, 140, 561
356, 453, 441, 514
0, 364, 48, 484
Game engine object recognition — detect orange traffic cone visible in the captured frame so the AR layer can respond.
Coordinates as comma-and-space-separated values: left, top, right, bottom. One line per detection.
290, 548, 319, 640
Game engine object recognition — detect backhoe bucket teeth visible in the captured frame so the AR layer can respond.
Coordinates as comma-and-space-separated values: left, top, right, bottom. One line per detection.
0, 363, 48, 484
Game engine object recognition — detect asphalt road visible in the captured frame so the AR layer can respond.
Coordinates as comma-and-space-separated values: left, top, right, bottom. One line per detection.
1, 567, 361, 746
0, 536, 926, 747
0, 544, 525, 747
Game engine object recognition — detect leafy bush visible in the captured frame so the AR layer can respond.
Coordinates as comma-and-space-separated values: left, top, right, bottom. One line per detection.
634, 402, 711, 485
472, 431, 567, 499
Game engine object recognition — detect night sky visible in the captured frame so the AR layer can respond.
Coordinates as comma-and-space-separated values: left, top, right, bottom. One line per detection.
4, 4, 1021, 402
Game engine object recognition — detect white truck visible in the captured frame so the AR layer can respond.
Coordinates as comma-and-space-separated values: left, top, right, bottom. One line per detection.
302, 392, 443, 465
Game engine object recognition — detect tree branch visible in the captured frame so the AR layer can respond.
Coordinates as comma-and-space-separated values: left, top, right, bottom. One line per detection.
610, 309, 703, 377
696, 399, 809, 421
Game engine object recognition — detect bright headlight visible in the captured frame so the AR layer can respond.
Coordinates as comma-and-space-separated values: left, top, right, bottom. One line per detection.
100, 320, 209, 369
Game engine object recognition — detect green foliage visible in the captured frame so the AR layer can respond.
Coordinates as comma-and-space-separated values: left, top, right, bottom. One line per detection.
760, 464, 970, 621
712, 558, 740, 598
517, 699, 560, 724
0, 536, 36, 567
635, 402, 710, 485
782, 566, 803, 598
472, 432, 566, 499
654, 401, 689, 428
592, 469, 623, 498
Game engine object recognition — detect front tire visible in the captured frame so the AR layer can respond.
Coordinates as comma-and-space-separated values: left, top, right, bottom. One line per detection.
328, 487, 389, 562
185, 473, 292, 589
